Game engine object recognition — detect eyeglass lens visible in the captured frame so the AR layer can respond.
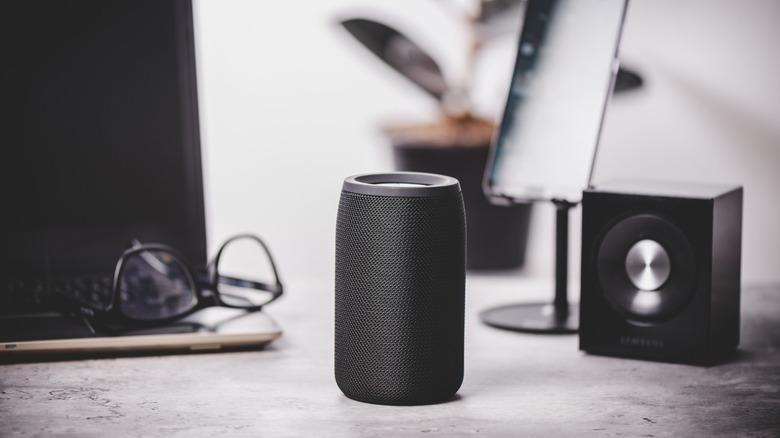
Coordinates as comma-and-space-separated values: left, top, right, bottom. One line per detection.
216, 237, 277, 308
118, 250, 197, 320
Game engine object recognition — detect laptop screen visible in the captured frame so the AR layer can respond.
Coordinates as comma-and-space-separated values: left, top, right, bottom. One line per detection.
0, 0, 206, 282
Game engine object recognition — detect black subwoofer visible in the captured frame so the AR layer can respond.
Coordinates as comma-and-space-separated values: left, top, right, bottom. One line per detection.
335, 172, 466, 405
580, 181, 743, 365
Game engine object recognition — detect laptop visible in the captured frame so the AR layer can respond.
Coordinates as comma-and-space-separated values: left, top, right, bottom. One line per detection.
0, 0, 281, 359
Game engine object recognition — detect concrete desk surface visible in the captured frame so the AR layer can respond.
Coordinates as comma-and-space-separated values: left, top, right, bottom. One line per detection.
1, 275, 779, 437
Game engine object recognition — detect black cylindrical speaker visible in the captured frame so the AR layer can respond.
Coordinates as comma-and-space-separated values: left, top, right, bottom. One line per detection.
335, 172, 466, 405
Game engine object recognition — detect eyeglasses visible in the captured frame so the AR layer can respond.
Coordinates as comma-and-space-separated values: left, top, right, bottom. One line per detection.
68, 234, 283, 326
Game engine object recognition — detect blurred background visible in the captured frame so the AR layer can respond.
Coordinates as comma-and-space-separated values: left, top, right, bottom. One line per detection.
194, 0, 780, 287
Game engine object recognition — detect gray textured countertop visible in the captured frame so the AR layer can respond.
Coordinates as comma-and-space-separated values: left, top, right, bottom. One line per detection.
1, 276, 779, 437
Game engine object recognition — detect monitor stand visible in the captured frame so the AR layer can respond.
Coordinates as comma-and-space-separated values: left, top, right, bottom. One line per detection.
479, 200, 578, 334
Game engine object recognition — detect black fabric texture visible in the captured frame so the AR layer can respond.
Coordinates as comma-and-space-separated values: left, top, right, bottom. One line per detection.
335, 191, 466, 405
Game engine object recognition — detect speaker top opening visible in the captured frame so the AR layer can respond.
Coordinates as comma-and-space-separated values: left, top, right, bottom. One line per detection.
373, 182, 429, 188
343, 172, 461, 197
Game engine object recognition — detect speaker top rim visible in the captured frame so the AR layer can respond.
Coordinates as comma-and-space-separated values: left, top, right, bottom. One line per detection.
343, 172, 461, 197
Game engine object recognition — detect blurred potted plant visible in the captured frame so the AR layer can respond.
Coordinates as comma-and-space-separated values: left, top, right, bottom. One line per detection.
339, 0, 641, 270
340, 0, 532, 270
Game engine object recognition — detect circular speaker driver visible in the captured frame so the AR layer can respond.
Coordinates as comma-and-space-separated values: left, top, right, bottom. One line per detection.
596, 213, 696, 324
625, 239, 671, 291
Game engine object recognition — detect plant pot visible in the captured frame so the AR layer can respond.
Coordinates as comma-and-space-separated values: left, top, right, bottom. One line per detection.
387, 119, 532, 271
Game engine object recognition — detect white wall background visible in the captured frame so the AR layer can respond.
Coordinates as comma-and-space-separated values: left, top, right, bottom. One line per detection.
194, 0, 780, 286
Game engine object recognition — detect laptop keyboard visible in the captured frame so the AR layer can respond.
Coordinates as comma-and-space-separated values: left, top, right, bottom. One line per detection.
2, 274, 113, 315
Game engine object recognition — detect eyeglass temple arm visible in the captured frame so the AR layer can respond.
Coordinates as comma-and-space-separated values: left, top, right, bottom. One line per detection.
211, 233, 284, 291
217, 275, 283, 296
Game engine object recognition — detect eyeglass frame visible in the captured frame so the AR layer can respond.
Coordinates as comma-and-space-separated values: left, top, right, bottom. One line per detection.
72, 234, 284, 326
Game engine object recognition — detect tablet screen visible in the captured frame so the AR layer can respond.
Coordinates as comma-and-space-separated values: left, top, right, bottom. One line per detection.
486, 0, 628, 203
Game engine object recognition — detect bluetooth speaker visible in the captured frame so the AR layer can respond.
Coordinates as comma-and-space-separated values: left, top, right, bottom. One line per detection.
335, 172, 466, 405
580, 181, 743, 365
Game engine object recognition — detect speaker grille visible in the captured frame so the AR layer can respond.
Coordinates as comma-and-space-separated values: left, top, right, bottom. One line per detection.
335, 191, 466, 405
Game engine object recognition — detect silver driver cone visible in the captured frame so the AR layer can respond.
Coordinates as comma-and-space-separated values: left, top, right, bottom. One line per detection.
625, 239, 671, 291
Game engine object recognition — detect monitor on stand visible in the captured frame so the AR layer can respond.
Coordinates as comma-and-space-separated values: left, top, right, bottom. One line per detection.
481, 0, 631, 333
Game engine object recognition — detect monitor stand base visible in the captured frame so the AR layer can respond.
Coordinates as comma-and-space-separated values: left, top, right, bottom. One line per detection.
480, 200, 579, 334
480, 303, 578, 334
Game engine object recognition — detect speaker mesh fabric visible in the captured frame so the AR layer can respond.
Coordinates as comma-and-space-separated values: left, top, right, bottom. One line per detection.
335, 191, 466, 405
